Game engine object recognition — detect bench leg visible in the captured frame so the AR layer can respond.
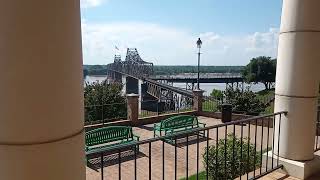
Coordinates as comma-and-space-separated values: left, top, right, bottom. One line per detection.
135, 144, 139, 153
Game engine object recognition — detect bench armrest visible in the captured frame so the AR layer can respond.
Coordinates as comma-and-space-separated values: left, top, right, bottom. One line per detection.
154, 123, 161, 130
133, 134, 140, 141
198, 122, 206, 128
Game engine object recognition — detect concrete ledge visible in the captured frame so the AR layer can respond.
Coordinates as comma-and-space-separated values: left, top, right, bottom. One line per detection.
137, 111, 196, 126
263, 151, 320, 179
84, 119, 131, 131
198, 111, 273, 127
84, 111, 197, 131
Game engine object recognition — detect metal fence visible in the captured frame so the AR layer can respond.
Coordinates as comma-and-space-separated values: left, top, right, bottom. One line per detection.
84, 102, 127, 125
140, 96, 194, 118
202, 96, 221, 112
86, 111, 287, 180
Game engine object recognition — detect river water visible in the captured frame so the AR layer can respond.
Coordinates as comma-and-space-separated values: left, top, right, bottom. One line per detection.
84, 75, 266, 94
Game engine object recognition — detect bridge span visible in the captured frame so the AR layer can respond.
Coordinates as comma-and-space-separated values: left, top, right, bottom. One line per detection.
106, 48, 243, 111
150, 73, 243, 83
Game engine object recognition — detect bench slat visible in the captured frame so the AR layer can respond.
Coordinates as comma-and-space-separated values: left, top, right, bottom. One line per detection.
85, 126, 138, 150
154, 115, 206, 141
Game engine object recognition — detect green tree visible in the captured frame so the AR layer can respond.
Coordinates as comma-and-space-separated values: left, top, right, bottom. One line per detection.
84, 81, 127, 124
242, 56, 276, 90
210, 89, 223, 99
224, 87, 266, 114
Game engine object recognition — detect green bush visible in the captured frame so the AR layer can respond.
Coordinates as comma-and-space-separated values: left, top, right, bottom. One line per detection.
203, 134, 261, 179
210, 89, 223, 99
223, 87, 266, 114
84, 81, 127, 124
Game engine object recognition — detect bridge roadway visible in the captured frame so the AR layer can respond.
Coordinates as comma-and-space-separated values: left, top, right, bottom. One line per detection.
107, 69, 193, 97
150, 73, 244, 83
143, 78, 193, 97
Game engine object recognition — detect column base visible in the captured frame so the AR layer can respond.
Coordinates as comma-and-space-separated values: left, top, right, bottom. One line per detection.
263, 151, 320, 179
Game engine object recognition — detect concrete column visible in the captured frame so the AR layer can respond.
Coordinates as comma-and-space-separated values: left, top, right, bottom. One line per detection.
127, 94, 139, 126
138, 79, 143, 114
193, 90, 204, 113
274, 0, 320, 161
0, 1, 85, 180
121, 75, 127, 96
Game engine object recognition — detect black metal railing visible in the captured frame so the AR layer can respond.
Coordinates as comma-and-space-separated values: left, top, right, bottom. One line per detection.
84, 102, 127, 125
202, 96, 221, 112
86, 111, 287, 180
139, 100, 160, 117
140, 96, 194, 118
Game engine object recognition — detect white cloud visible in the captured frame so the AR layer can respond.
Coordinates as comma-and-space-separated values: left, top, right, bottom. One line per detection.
81, 0, 106, 8
246, 28, 279, 55
81, 21, 279, 65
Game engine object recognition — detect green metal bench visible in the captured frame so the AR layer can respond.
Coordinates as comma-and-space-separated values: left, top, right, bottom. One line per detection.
85, 126, 139, 156
153, 115, 206, 143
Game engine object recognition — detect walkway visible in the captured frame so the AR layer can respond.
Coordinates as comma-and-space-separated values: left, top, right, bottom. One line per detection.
86, 116, 320, 180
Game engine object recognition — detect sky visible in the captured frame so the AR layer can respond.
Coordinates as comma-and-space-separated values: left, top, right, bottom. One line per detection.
80, 0, 283, 65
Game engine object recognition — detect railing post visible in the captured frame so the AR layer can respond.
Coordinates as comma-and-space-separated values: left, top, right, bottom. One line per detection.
193, 89, 204, 114
127, 94, 139, 126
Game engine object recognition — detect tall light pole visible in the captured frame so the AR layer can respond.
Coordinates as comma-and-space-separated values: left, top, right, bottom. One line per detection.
196, 38, 202, 90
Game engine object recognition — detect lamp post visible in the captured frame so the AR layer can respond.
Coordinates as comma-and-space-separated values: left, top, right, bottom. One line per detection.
196, 38, 202, 90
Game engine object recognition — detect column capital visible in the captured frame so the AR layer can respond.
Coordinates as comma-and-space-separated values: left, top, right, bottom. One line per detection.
193, 89, 205, 97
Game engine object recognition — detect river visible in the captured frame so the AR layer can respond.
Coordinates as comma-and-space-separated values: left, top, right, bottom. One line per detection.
84, 75, 266, 94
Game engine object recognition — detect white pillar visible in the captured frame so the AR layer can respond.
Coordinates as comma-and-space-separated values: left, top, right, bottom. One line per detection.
121, 75, 127, 95
138, 79, 143, 114
274, 0, 320, 161
0, 1, 85, 180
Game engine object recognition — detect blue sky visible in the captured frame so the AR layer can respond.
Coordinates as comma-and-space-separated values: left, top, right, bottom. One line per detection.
81, 0, 283, 65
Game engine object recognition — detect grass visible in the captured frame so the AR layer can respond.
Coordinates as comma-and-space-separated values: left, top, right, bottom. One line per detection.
202, 100, 218, 112
262, 102, 274, 114
256, 88, 274, 96
256, 89, 274, 101
256, 89, 275, 114
180, 171, 206, 180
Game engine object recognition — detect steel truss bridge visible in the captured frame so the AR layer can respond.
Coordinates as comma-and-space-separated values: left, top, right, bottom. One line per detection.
151, 73, 244, 90
106, 48, 245, 110
107, 48, 193, 101
106, 48, 193, 110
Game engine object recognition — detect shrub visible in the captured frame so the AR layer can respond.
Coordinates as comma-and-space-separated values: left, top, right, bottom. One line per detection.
84, 81, 127, 124
210, 89, 223, 99
203, 134, 261, 179
223, 87, 266, 114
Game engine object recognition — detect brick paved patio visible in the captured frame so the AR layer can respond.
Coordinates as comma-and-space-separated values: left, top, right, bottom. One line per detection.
86, 116, 320, 180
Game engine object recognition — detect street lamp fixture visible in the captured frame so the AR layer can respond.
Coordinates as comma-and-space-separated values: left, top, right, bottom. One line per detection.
196, 38, 202, 90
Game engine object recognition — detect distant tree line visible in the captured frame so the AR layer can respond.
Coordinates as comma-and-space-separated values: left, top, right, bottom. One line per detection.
153, 65, 244, 75
83, 65, 108, 77
83, 64, 244, 77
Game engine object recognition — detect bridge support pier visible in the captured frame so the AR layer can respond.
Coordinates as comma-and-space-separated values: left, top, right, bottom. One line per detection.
186, 82, 195, 90
126, 76, 139, 94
